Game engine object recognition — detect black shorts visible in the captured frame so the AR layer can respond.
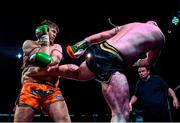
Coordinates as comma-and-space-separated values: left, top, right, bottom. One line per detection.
85, 42, 126, 83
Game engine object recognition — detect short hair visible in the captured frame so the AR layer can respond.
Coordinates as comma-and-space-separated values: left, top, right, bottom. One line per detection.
138, 66, 151, 71
40, 20, 59, 33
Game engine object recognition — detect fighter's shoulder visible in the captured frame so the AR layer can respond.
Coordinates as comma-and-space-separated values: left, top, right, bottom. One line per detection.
52, 43, 63, 52
53, 44, 62, 49
22, 40, 35, 49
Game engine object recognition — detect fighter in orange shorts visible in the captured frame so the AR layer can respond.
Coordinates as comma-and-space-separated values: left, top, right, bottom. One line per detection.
17, 82, 64, 109
14, 20, 71, 122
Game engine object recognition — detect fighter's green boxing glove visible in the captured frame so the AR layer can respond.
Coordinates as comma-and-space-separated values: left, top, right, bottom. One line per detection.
35, 24, 50, 46
29, 52, 52, 67
66, 40, 91, 59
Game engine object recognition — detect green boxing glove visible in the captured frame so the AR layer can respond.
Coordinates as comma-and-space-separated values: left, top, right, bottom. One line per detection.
66, 40, 91, 59
35, 24, 50, 46
29, 52, 52, 67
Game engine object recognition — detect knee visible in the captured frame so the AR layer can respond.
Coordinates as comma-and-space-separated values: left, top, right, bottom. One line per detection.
56, 114, 71, 122
63, 114, 71, 122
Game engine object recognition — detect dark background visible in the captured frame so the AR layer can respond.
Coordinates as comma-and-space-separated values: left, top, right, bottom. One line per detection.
0, 0, 180, 121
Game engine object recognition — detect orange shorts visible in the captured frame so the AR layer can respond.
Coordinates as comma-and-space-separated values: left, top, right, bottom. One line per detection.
18, 82, 64, 109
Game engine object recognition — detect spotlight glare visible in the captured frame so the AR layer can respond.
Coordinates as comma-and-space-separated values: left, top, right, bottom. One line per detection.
86, 53, 91, 58
16, 53, 22, 59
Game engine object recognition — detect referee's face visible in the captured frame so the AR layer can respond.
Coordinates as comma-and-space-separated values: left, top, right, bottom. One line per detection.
138, 67, 150, 80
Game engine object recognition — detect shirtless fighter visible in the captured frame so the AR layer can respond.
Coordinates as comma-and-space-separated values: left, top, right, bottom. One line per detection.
49, 20, 165, 122
14, 20, 71, 122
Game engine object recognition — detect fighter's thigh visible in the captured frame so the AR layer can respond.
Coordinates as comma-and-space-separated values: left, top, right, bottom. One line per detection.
110, 72, 129, 93
79, 61, 95, 80
102, 72, 129, 94
101, 72, 130, 119
46, 101, 71, 122
14, 105, 35, 122
101, 72, 129, 109
111, 72, 130, 108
